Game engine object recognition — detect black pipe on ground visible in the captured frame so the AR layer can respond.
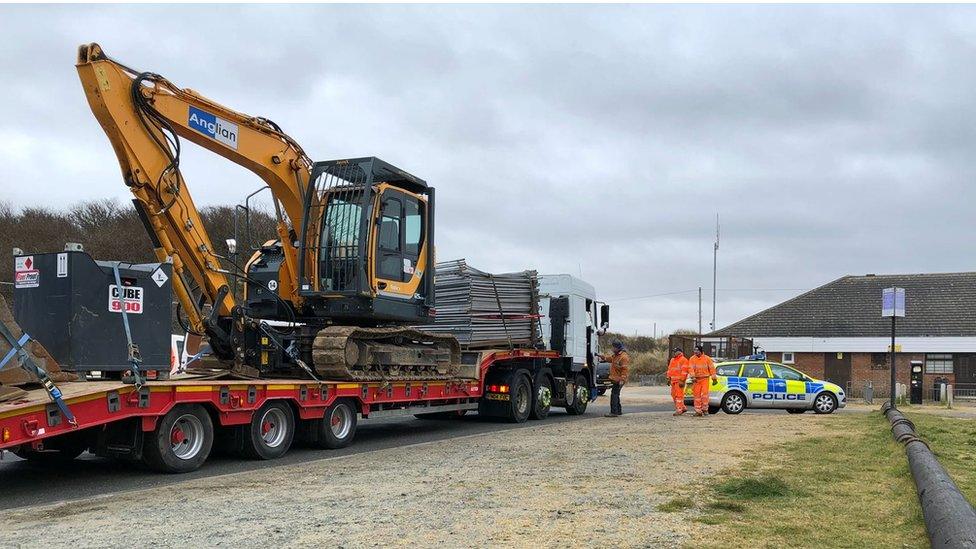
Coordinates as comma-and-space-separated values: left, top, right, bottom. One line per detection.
881, 403, 976, 548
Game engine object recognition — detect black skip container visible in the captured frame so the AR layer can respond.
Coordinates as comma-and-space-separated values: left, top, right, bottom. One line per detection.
13, 250, 173, 377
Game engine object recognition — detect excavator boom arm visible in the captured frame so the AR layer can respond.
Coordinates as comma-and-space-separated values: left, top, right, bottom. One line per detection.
76, 43, 312, 334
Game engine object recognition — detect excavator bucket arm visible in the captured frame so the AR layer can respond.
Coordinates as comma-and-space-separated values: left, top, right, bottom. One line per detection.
75, 43, 313, 335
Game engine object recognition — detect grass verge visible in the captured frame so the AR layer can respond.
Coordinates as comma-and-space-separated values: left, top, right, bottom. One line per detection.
689, 412, 932, 548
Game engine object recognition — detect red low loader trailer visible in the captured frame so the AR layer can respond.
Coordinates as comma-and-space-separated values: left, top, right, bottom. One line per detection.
0, 347, 594, 473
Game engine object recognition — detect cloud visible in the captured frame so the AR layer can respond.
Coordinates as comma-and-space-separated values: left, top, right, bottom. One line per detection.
1, 4, 974, 334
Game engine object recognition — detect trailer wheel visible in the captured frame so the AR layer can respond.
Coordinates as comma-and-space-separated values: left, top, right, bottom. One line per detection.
507, 373, 532, 423
243, 401, 295, 459
530, 375, 552, 420
565, 374, 589, 415
316, 399, 358, 449
143, 404, 213, 474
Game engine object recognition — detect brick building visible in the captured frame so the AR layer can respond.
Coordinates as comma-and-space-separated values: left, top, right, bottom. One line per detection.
711, 273, 976, 397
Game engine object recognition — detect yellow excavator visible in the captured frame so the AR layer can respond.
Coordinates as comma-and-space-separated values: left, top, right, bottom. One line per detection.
76, 43, 459, 380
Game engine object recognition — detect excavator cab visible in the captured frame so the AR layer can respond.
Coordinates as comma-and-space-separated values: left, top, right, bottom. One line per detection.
297, 157, 435, 325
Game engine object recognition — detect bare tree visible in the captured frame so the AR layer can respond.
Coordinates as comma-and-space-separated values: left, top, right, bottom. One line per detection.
0, 200, 277, 305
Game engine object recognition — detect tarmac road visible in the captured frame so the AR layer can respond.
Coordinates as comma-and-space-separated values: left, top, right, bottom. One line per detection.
0, 399, 671, 511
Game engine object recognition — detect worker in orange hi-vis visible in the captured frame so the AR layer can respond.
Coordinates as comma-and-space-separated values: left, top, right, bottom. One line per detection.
666, 349, 690, 416
688, 345, 718, 417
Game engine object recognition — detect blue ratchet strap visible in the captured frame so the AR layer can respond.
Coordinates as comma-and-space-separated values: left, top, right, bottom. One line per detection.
0, 331, 77, 426
0, 333, 26, 370
112, 263, 145, 388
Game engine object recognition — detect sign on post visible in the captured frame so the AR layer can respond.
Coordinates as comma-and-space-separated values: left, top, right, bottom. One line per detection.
882, 287, 905, 317
883, 287, 905, 408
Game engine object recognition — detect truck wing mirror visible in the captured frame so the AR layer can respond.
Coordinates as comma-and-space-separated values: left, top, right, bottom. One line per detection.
600, 304, 610, 327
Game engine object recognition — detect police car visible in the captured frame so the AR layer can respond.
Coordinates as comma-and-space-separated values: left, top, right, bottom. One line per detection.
685, 360, 846, 415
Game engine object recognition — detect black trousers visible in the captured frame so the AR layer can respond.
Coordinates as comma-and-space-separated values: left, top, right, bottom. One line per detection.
610, 383, 623, 415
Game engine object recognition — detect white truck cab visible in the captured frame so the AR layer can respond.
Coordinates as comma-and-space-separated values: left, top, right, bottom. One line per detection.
538, 274, 609, 384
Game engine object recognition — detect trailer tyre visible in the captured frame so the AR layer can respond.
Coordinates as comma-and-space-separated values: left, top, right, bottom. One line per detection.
565, 374, 589, 416
243, 401, 295, 459
317, 399, 358, 449
143, 404, 213, 474
530, 375, 552, 420
507, 373, 533, 423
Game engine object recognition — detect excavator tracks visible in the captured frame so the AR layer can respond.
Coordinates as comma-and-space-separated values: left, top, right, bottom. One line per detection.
311, 326, 462, 381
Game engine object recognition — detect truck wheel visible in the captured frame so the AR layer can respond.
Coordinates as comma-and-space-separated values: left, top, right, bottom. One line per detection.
242, 401, 295, 460
317, 399, 358, 449
530, 375, 552, 420
507, 373, 532, 423
143, 404, 213, 474
565, 374, 589, 415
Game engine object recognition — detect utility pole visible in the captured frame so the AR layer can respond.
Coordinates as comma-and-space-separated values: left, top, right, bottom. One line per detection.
698, 287, 702, 335
653, 322, 656, 339
711, 214, 719, 331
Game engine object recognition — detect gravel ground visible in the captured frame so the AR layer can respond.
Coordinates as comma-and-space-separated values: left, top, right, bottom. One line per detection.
0, 410, 832, 548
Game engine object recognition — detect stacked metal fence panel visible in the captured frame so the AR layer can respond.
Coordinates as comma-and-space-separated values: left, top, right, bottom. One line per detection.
418, 259, 538, 348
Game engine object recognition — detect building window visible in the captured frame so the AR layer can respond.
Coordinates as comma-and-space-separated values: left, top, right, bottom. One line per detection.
782, 352, 795, 364
871, 353, 889, 370
925, 354, 954, 374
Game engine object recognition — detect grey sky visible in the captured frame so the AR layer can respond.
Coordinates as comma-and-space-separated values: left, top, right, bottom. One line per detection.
2, 5, 974, 335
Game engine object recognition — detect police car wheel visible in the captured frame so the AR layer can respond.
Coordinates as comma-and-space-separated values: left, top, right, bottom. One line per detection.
813, 393, 838, 414
721, 392, 746, 415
